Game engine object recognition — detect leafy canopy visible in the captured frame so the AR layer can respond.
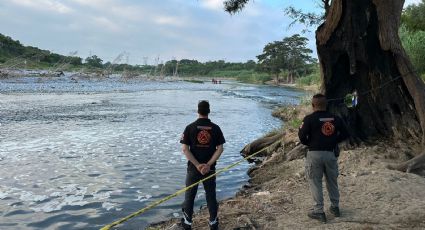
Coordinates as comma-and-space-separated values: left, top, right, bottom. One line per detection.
402, 0, 425, 32
256, 34, 315, 76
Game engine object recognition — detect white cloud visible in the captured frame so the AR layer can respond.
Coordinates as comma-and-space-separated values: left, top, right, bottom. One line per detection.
201, 0, 224, 11
154, 16, 187, 27
0, 0, 310, 64
405, 0, 421, 6
10, 0, 73, 14
92, 16, 122, 33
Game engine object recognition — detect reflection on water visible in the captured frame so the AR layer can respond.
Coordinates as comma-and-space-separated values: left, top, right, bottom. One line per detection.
0, 77, 303, 229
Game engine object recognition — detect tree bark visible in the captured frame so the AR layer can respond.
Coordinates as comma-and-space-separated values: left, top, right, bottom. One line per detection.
316, 0, 425, 174
316, 0, 425, 147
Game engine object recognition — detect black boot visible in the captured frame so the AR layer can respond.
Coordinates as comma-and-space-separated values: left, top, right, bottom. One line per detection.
330, 206, 341, 217
308, 211, 327, 223
180, 218, 192, 230
209, 218, 219, 230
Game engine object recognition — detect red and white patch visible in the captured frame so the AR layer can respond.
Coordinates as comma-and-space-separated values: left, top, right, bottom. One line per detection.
321, 121, 335, 136
197, 130, 211, 145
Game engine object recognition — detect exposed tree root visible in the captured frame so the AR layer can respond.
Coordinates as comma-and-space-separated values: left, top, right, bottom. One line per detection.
387, 152, 425, 176
240, 133, 284, 163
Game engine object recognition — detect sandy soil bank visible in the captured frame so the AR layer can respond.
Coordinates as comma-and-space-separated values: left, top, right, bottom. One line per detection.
149, 105, 425, 230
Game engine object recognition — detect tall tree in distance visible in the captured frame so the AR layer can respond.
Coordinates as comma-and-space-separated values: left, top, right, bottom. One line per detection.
85, 55, 103, 68
256, 34, 314, 84
224, 0, 425, 174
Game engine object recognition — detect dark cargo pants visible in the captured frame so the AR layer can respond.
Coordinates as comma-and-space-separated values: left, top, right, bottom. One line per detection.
305, 151, 340, 213
182, 168, 218, 222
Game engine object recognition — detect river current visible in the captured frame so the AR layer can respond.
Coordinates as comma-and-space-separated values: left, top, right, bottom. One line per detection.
0, 75, 302, 229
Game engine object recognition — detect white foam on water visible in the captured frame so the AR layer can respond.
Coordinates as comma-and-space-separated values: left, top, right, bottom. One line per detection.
50, 192, 62, 197
61, 184, 79, 193
92, 191, 111, 200
0, 191, 9, 199
135, 194, 152, 202
173, 213, 180, 217
151, 185, 160, 189
168, 160, 177, 164
30, 200, 63, 213
19, 191, 48, 202
102, 202, 117, 211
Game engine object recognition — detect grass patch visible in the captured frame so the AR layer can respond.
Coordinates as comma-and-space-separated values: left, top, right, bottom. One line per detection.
296, 71, 320, 87
272, 106, 299, 121
285, 118, 303, 130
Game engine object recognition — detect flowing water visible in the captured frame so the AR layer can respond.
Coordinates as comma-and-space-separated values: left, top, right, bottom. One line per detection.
0, 75, 303, 229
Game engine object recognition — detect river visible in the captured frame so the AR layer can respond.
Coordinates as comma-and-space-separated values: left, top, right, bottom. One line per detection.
0, 75, 303, 229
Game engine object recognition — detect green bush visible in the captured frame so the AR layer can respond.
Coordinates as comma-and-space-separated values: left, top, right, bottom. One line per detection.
296, 64, 320, 86
400, 26, 425, 74
285, 118, 303, 130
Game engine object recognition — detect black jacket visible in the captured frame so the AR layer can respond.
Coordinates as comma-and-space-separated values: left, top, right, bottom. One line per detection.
298, 111, 349, 151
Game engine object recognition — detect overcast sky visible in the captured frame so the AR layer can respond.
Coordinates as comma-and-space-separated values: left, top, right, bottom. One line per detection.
0, 0, 421, 64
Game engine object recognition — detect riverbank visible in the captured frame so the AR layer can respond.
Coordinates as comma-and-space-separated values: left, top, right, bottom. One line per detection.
149, 104, 425, 230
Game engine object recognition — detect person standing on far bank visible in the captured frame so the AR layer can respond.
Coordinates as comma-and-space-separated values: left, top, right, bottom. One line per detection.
179, 100, 225, 230
298, 94, 349, 223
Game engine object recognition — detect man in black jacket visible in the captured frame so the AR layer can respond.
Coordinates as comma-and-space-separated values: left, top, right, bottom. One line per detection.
179, 100, 225, 230
298, 94, 349, 223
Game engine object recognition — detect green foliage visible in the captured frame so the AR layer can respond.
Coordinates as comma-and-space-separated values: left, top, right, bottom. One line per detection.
399, 25, 425, 74
296, 64, 320, 86
272, 106, 299, 121
402, 0, 425, 32
0, 33, 83, 69
286, 118, 303, 130
85, 55, 103, 68
285, 6, 324, 28
257, 34, 315, 81
299, 94, 314, 106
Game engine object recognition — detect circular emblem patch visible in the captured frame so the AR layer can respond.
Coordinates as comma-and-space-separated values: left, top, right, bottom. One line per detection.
197, 130, 211, 145
321, 121, 335, 136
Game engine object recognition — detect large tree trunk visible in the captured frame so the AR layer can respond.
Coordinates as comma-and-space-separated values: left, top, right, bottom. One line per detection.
316, 0, 425, 172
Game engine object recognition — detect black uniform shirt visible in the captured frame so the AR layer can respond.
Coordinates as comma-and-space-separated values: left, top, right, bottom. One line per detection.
298, 111, 349, 151
180, 118, 225, 170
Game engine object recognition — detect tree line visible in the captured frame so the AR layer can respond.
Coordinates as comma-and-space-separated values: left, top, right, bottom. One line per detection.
0, 32, 316, 83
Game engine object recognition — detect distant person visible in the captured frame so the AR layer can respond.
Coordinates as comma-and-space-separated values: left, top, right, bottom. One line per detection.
298, 94, 349, 223
179, 100, 225, 230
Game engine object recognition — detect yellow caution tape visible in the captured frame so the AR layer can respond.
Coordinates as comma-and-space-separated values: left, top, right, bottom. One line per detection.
100, 141, 280, 230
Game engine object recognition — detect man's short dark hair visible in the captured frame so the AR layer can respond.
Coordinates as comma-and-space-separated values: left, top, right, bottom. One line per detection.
198, 100, 210, 116
313, 93, 326, 99
312, 93, 327, 109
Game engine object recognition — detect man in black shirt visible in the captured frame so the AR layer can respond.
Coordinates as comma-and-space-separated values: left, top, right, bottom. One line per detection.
179, 100, 225, 230
298, 94, 349, 223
